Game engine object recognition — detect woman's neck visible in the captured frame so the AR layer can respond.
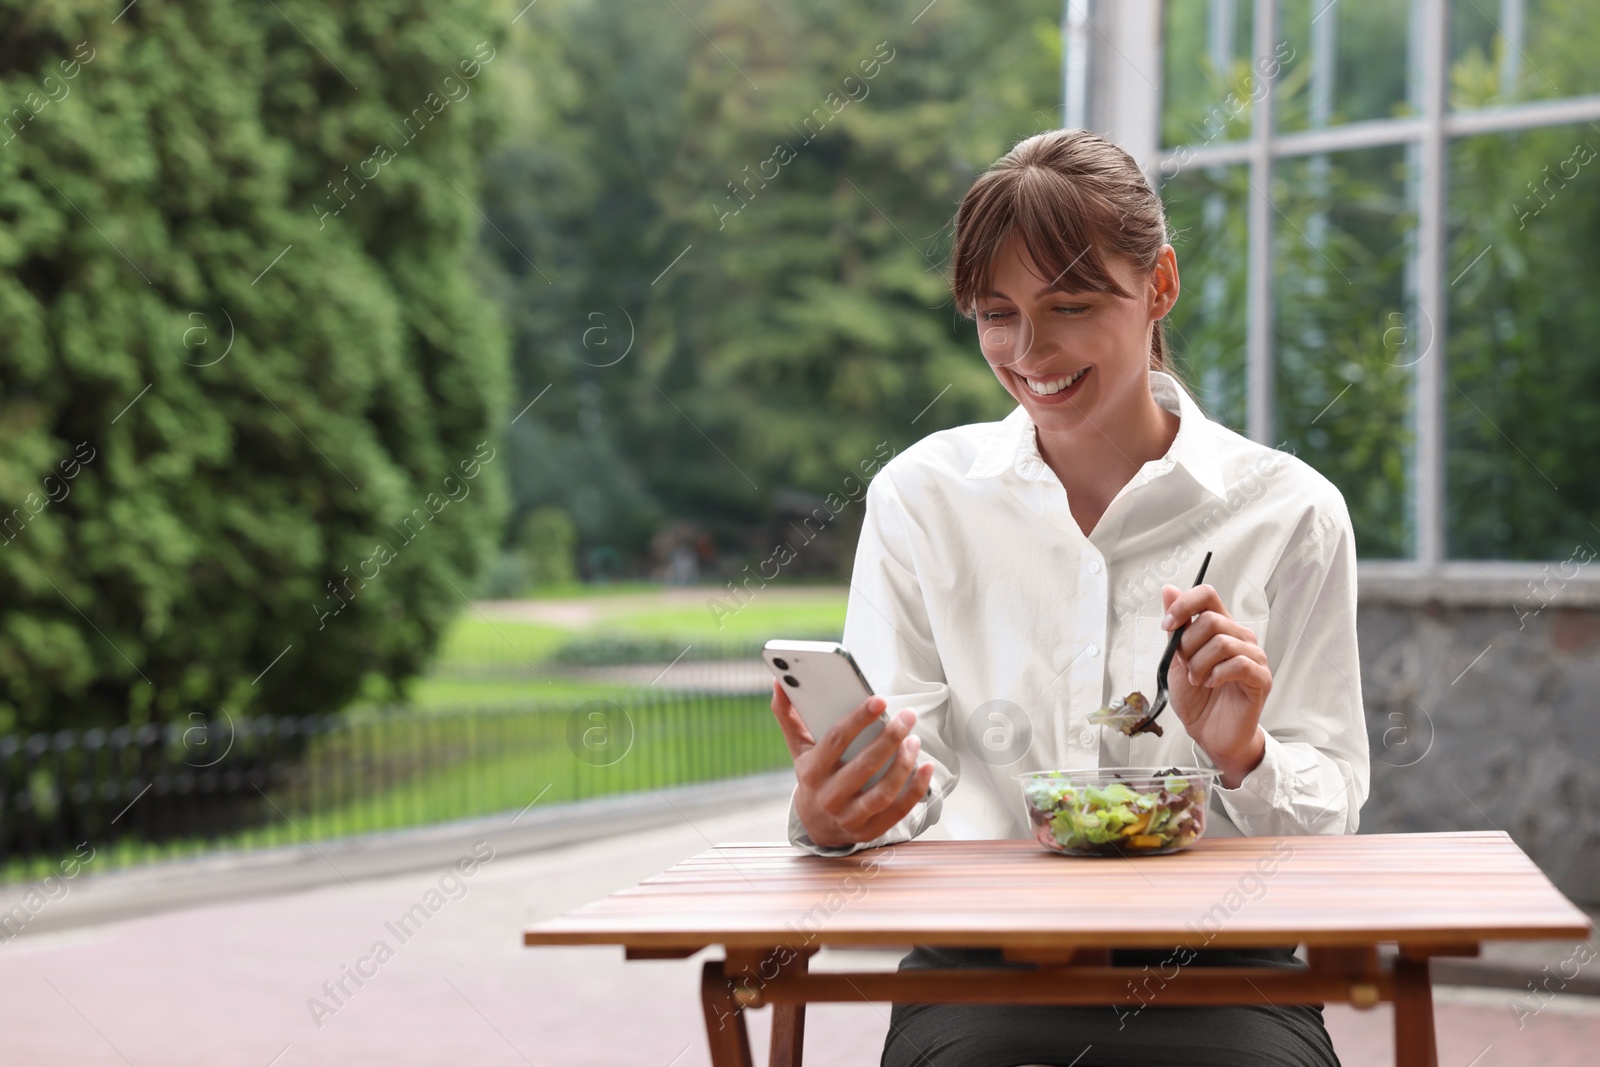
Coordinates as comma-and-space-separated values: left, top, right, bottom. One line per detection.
1035, 387, 1181, 538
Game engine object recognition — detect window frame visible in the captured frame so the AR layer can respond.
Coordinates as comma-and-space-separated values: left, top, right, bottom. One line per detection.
1079, 0, 1600, 575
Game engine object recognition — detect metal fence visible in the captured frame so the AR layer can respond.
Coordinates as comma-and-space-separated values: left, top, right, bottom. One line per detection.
0, 690, 788, 883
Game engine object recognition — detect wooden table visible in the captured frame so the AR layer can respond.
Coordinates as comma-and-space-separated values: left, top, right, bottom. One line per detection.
525, 831, 1591, 1066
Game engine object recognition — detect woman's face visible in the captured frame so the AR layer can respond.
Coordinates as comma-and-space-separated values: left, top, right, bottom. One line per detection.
974, 230, 1178, 435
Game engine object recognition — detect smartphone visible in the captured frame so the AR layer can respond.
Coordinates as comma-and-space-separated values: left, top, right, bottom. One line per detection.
763, 639, 896, 788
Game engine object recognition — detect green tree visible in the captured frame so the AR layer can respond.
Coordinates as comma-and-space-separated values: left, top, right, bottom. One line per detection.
485, 0, 1060, 569
519, 506, 578, 589
0, 0, 509, 732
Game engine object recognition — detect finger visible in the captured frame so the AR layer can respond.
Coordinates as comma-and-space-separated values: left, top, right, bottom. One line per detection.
1185, 635, 1268, 686
805, 695, 891, 779
1161, 584, 1230, 631
1186, 633, 1267, 682
839, 734, 921, 828
819, 708, 916, 806
1178, 610, 1257, 647
1177, 617, 1260, 668
849, 761, 934, 842
1165, 647, 1195, 696
769, 679, 815, 761
1203, 654, 1273, 697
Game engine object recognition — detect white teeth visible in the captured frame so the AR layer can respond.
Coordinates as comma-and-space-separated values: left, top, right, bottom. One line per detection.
1023, 368, 1087, 395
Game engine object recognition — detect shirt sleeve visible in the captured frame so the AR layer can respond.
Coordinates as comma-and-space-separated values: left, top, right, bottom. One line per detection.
788, 469, 959, 857
1190, 500, 1370, 837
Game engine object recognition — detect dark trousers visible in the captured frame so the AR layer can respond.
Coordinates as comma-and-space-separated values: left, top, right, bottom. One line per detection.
881, 945, 1342, 1067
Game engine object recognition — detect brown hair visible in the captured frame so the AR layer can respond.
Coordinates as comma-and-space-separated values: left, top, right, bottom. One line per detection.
950, 129, 1174, 371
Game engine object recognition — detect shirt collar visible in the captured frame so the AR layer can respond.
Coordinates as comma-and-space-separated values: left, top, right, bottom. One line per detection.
964, 371, 1230, 501
963, 405, 1034, 481
1151, 370, 1229, 501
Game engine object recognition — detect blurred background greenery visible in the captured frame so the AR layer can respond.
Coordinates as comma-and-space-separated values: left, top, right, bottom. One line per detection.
0, 0, 1067, 741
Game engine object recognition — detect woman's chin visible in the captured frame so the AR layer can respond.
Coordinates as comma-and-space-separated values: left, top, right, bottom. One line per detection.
1019, 386, 1094, 426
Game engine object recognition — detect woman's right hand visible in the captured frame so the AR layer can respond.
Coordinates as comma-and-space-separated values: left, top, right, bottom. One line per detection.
770, 679, 935, 849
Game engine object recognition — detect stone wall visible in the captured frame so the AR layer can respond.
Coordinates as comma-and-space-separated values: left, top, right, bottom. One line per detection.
1355, 564, 1600, 907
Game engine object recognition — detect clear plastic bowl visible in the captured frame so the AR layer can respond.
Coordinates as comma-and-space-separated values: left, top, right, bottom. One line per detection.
1016, 766, 1219, 857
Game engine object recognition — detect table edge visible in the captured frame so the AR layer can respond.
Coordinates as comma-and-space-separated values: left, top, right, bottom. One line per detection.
524, 921, 1593, 951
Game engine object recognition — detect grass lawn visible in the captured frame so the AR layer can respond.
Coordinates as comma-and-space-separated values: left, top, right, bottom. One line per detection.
432, 618, 571, 668
597, 590, 847, 641
399, 675, 643, 708
286, 696, 787, 838
425, 584, 847, 686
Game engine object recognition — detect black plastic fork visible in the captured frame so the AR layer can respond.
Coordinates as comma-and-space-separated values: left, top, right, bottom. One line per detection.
1130, 550, 1212, 737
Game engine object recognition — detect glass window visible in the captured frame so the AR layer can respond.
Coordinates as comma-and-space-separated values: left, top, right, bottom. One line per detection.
1161, 164, 1250, 432
1161, 0, 1254, 148
1273, 145, 1416, 558
1446, 123, 1600, 560
1151, 0, 1600, 564
1274, 0, 1414, 134
1451, 0, 1600, 110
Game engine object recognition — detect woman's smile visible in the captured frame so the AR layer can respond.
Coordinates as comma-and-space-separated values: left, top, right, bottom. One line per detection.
1015, 366, 1091, 404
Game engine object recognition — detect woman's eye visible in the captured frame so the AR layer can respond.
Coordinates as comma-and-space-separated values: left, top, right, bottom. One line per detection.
981, 310, 1014, 323
1054, 305, 1089, 316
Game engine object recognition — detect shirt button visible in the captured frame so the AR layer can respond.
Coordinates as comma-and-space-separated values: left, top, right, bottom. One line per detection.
1086, 644, 1100, 657
1088, 560, 1102, 573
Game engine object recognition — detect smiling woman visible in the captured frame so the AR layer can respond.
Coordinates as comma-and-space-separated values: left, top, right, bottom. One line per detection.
950, 131, 1184, 540
771, 128, 1364, 1067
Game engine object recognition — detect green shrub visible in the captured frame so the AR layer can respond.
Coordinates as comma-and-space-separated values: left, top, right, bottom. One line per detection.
518, 506, 579, 589
0, 1, 509, 732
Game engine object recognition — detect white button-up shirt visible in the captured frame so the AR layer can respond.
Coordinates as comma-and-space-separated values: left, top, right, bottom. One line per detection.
790, 372, 1370, 854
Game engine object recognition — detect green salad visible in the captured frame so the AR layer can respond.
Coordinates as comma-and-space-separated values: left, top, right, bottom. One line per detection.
1023, 768, 1207, 855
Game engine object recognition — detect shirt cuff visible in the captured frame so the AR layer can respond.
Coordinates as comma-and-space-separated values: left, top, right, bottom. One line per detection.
786, 785, 881, 857
791, 832, 872, 857
1190, 732, 1286, 827
785, 772, 941, 857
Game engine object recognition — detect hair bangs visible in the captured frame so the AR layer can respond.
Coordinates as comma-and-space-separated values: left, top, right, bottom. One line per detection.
951, 163, 1134, 318
1010, 165, 1133, 300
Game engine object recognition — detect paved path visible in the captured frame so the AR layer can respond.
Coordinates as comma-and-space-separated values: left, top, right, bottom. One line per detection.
555, 660, 773, 692
2, 799, 1596, 1066
472, 587, 848, 629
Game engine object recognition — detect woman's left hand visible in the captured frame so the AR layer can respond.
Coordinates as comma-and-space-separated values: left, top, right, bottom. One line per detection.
1159, 583, 1270, 788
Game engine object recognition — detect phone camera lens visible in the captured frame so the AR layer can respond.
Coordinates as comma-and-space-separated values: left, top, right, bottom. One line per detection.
772, 657, 789, 671
783, 674, 800, 688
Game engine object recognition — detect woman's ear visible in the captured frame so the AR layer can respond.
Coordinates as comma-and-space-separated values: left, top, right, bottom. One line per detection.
1149, 244, 1180, 319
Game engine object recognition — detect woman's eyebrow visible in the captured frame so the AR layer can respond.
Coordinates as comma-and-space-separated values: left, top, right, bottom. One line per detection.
1030, 281, 1094, 299
984, 284, 1091, 300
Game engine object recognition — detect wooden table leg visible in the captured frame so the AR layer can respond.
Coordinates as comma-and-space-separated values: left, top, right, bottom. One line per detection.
701, 960, 754, 1067
770, 1001, 806, 1067
767, 947, 810, 1067
1393, 953, 1438, 1067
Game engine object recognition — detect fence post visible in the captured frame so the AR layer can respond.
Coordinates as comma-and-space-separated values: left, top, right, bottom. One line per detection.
0, 736, 17, 876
